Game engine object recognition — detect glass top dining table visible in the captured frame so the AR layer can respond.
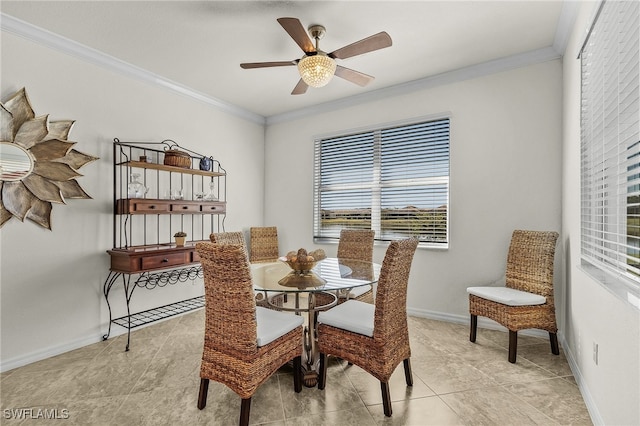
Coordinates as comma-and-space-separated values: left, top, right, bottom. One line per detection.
251, 257, 381, 295
250, 257, 381, 387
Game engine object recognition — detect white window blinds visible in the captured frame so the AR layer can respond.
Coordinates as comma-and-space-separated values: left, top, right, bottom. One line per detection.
313, 117, 450, 247
580, 0, 640, 284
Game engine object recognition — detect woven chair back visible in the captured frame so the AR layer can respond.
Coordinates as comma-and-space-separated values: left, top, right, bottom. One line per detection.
505, 230, 559, 299
249, 226, 279, 263
373, 238, 419, 341
337, 229, 375, 262
210, 231, 245, 246
196, 242, 258, 358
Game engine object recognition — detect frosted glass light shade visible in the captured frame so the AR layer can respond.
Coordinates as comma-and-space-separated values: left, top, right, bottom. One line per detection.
297, 54, 336, 88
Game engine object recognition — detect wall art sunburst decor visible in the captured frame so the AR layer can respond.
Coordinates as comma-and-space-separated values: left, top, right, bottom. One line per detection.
0, 88, 98, 230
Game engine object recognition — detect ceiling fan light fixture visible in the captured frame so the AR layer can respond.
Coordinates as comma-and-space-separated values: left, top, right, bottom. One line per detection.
297, 53, 336, 88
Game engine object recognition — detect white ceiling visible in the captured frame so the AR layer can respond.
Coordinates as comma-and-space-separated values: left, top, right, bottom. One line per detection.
1, 1, 568, 121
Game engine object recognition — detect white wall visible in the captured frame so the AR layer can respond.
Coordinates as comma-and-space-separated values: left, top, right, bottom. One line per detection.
561, 3, 640, 425
265, 60, 563, 321
0, 32, 266, 370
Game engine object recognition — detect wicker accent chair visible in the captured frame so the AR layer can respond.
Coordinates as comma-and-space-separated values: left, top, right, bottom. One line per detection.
467, 230, 560, 363
249, 226, 280, 263
195, 242, 303, 426
209, 232, 283, 309
317, 238, 419, 417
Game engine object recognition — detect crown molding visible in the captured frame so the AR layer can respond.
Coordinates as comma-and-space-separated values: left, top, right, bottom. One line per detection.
0, 13, 266, 125
2, 11, 564, 128
552, 0, 581, 56
267, 46, 561, 125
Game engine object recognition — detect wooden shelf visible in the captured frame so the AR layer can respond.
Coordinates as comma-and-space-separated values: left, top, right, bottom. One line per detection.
115, 198, 226, 215
117, 160, 225, 177
107, 240, 208, 273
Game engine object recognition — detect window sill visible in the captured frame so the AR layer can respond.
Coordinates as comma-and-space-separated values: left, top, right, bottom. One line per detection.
579, 262, 640, 312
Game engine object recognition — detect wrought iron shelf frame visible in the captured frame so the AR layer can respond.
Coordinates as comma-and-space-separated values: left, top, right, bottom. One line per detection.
104, 139, 226, 351
111, 139, 227, 249
102, 266, 205, 351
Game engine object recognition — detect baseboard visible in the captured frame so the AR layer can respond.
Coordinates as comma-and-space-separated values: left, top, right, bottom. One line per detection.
558, 332, 603, 425
406, 307, 548, 338
0, 328, 127, 373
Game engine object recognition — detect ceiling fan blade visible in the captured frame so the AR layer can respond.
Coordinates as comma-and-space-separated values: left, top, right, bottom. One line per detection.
277, 17, 316, 53
329, 32, 392, 60
334, 65, 374, 87
240, 61, 296, 69
291, 79, 309, 95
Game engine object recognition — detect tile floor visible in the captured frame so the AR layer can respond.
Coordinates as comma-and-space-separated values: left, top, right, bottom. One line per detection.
1, 311, 592, 425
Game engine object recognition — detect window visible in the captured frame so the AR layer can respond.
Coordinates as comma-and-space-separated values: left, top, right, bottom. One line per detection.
313, 117, 450, 248
580, 1, 640, 285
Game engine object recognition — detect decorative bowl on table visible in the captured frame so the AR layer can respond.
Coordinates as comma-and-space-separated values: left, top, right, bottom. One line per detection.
280, 257, 317, 274
278, 248, 326, 288
280, 248, 326, 272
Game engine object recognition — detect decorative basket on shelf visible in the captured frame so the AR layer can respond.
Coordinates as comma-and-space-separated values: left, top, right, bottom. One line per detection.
163, 149, 191, 169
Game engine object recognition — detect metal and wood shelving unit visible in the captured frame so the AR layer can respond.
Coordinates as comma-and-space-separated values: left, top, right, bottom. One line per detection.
103, 139, 226, 350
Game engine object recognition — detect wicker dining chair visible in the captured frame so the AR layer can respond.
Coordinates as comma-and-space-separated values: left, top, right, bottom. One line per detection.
195, 242, 303, 426
249, 226, 280, 263
209, 231, 283, 309
210, 231, 246, 248
317, 238, 419, 417
467, 230, 560, 363
337, 229, 375, 303
316, 229, 376, 307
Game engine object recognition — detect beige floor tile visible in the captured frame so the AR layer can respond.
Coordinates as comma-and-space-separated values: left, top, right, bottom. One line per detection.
66, 395, 128, 425
411, 353, 498, 395
285, 407, 376, 425
1, 315, 592, 425
130, 352, 201, 393
368, 395, 463, 425
170, 310, 205, 336
440, 386, 558, 425
280, 363, 365, 418
517, 343, 574, 377
100, 333, 167, 359
153, 332, 203, 360
113, 385, 221, 425
342, 362, 435, 406
1, 367, 81, 409
455, 347, 557, 385
505, 377, 593, 425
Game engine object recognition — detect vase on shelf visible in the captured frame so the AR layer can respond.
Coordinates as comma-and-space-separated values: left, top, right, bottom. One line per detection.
204, 181, 218, 201
127, 173, 148, 198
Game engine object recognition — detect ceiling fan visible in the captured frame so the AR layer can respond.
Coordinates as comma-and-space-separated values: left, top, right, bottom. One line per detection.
240, 17, 392, 95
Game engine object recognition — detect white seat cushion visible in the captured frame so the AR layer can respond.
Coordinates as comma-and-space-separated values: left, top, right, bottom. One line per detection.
255, 307, 304, 347
317, 300, 375, 337
466, 286, 546, 306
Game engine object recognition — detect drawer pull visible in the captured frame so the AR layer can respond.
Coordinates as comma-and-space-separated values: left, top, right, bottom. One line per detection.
162, 258, 169, 263
182, 206, 189, 210
149, 205, 156, 209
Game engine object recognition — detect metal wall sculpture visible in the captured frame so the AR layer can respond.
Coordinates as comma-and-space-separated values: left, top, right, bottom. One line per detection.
0, 88, 98, 230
